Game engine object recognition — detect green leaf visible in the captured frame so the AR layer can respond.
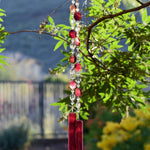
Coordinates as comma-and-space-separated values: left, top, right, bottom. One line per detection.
0, 13, 6, 17
0, 48, 5, 53
63, 42, 68, 50
142, 8, 147, 23
0, 9, 5, 12
0, 18, 3, 22
0, 59, 9, 66
50, 102, 61, 106
48, 16, 55, 25
0, 55, 8, 59
54, 40, 64, 51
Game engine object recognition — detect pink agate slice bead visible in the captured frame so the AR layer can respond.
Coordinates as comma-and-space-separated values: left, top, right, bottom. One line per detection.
69, 80, 77, 90
75, 63, 81, 72
69, 55, 76, 64
75, 37, 80, 46
75, 88, 82, 97
69, 30, 76, 38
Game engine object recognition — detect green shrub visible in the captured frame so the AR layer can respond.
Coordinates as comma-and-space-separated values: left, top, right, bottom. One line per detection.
97, 107, 150, 150
84, 105, 121, 150
0, 122, 31, 150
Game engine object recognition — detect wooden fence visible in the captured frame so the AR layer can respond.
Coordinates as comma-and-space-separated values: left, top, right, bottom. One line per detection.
0, 81, 67, 139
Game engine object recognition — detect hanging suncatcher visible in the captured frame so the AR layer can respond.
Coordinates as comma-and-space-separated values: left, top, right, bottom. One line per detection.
68, 0, 83, 150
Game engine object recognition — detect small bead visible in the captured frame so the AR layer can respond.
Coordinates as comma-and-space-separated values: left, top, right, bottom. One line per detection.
71, 19, 75, 24
70, 4, 76, 13
75, 27, 80, 33
76, 52, 80, 59
69, 30, 76, 38
75, 88, 82, 97
76, 76, 81, 84
70, 44, 75, 50
70, 94, 75, 101
76, 8, 79, 12
69, 55, 76, 63
76, 102, 81, 109
71, 102, 74, 105
75, 63, 81, 72
69, 80, 77, 90
74, 12, 82, 21
70, 69, 75, 75
76, 1, 79, 7
75, 37, 80, 46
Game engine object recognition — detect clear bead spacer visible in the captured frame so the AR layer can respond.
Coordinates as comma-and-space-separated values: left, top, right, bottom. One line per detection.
70, 94, 75, 101
72, 0, 75, 4
70, 44, 75, 50
70, 69, 75, 75
71, 101, 74, 105
76, 76, 81, 84
76, 102, 81, 109
76, 52, 80, 59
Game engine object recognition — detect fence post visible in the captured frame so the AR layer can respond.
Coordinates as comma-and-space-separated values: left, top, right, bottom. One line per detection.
39, 81, 44, 138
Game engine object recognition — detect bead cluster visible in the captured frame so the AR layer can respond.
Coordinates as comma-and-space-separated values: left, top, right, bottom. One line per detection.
69, 0, 82, 115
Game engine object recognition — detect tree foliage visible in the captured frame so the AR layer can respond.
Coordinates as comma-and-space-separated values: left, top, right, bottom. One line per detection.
0, 8, 8, 70
46, 0, 150, 119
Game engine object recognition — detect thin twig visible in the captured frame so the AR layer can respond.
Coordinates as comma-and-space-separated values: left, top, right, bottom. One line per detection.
47, 0, 71, 18
136, 0, 144, 5
86, 1, 150, 50
1, 30, 70, 44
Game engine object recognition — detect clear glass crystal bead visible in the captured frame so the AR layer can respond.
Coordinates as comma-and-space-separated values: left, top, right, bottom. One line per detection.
70, 44, 75, 50
76, 76, 81, 84
71, 90, 74, 94
71, 38, 75, 43
76, 22, 80, 26
71, 19, 75, 24
76, 102, 81, 109
71, 51, 75, 54
77, 110, 80, 113
71, 101, 74, 105
76, 52, 80, 59
70, 94, 75, 101
70, 69, 75, 75
72, 0, 75, 4
77, 84, 80, 88
76, 1, 79, 7
77, 97, 80, 101
75, 27, 80, 32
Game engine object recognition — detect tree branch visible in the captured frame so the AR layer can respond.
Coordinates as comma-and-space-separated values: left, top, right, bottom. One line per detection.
86, 1, 150, 50
1, 30, 70, 44
136, 0, 144, 5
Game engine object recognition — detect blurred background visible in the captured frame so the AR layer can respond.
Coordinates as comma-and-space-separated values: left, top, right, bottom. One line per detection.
0, 0, 74, 149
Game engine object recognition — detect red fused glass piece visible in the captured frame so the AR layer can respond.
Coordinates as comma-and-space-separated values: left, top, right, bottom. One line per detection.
69, 80, 77, 90
69, 30, 76, 38
68, 113, 76, 150
75, 37, 80, 46
75, 63, 81, 72
75, 120, 83, 150
74, 12, 82, 21
69, 55, 76, 63
75, 88, 82, 97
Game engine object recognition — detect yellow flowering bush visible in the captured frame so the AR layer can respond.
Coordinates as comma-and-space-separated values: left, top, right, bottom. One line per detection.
97, 108, 150, 150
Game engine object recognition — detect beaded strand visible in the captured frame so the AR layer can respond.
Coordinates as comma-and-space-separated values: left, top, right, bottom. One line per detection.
69, 0, 82, 117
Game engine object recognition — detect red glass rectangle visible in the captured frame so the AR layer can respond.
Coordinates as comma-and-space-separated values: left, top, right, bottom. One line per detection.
68, 113, 76, 150
75, 120, 83, 150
